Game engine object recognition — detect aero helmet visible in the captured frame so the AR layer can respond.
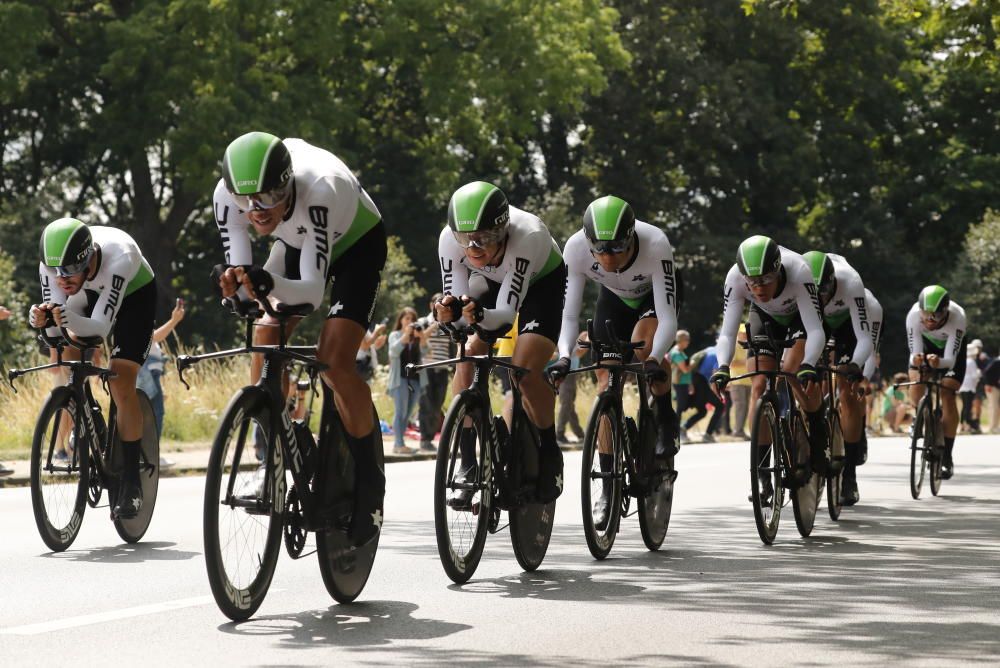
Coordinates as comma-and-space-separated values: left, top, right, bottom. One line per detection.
40, 218, 94, 277
583, 195, 636, 254
737, 235, 782, 278
222, 132, 293, 209
447, 181, 510, 248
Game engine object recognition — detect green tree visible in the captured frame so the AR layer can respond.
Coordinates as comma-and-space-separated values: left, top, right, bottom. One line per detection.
0, 249, 37, 369
947, 209, 1000, 353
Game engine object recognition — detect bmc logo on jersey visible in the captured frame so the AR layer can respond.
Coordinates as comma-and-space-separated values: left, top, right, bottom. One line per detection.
854, 297, 870, 332
506, 257, 530, 308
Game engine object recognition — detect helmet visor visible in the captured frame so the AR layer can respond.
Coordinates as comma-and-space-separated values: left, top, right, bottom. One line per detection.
55, 247, 93, 277
230, 183, 291, 211
453, 227, 506, 249
590, 237, 632, 255
744, 271, 780, 288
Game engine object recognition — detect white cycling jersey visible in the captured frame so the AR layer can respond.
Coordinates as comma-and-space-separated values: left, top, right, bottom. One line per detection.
862, 289, 883, 380
438, 206, 562, 332
38, 226, 154, 338
906, 300, 966, 369
716, 246, 825, 367
213, 138, 381, 311
822, 253, 874, 367
558, 222, 678, 362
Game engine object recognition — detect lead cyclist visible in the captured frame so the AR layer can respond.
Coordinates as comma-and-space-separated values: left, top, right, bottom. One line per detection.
212, 132, 387, 545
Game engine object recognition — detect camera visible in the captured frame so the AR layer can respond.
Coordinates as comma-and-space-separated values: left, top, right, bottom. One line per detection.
413, 323, 424, 332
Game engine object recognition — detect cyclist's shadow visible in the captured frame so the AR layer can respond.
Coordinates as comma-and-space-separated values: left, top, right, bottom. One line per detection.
449, 569, 645, 602
41, 541, 199, 563
218, 600, 470, 647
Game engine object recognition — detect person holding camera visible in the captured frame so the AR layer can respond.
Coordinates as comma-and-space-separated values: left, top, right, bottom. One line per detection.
387, 306, 431, 454
417, 293, 455, 452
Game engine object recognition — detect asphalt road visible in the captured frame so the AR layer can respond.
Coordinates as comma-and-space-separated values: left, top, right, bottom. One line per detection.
1, 435, 999, 665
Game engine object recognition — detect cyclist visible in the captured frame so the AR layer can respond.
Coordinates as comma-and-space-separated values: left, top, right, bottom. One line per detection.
30, 218, 156, 519
802, 251, 878, 504
434, 181, 568, 503
710, 236, 828, 496
550, 195, 679, 525
906, 285, 966, 479
212, 131, 387, 544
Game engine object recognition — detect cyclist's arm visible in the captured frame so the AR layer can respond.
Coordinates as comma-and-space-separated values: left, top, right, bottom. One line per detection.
906, 306, 923, 366
715, 265, 746, 366
940, 310, 967, 370
845, 274, 874, 367
37, 263, 65, 337
62, 251, 140, 338
648, 234, 679, 363
862, 292, 883, 380
438, 227, 471, 304
213, 181, 253, 267
269, 175, 350, 309
557, 235, 587, 359
481, 230, 551, 332
795, 274, 826, 366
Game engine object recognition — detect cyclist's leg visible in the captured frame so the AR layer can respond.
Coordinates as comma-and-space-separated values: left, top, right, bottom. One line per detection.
107, 280, 156, 517
634, 311, 680, 454
782, 337, 827, 472
834, 321, 867, 473
250, 314, 301, 390
939, 343, 966, 474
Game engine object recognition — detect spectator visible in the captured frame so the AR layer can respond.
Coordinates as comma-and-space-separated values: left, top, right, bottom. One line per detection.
417, 293, 455, 452
136, 297, 185, 468
387, 307, 426, 454
728, 329, 751, 439
866, 353, 884, 435
984, 355, 1000, 434
669, 330, 692, 442
555, 331, 588, 444
356, 321, 388, 383
969, 339, 990, 432
958, 344, 981, 434
0, 305, 12, 476
685, 345, 725, 442
882, 372, 912, 434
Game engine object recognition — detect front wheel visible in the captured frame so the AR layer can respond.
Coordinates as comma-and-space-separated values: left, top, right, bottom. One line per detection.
114, 390, 160, 543
750, 396, 783, 545
30, 388, 88, 552
509, 419, 555, 572
928, 413, 944, 497
580, 395, 623, 560
433, 393, 490, 584
910, 400, 930, 500
203, 389, 283, 621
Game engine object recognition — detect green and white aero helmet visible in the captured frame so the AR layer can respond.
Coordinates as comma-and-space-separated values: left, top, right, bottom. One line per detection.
802, 250, 836, 298
918, 285, 950, 317
222, 131, 293, 209
583, 195, 636, 254
40, 217, 94, 277
447, 181, 510, 248
736, 235, 782, 277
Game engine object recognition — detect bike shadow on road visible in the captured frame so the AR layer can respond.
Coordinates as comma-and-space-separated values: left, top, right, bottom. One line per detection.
216, 599, 470, 648
40, 541, 200, 563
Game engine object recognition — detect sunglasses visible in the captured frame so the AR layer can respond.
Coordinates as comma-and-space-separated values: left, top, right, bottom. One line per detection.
453, 228, 506, 249
745, 271, 779, 288
55, 260, 90, 278
231, 183, 291, 212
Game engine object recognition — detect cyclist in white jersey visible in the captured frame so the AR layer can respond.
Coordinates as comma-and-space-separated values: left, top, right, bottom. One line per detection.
212, 132, 387, 544
710, 236, 828, 488
803, 251, 876, 505
906, 285, 967, 478
435, 181, 568, 503
31, 219, 157, 519
549, 196, 679, 526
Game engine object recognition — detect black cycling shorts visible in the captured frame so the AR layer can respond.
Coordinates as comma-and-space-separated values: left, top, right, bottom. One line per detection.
101, 280, 156, 365
592, 286, 656, 361
912, 336, 967, 381
827, 317, 858, 366
747, 305, 806, 359
326, 221, 387, 328
481, 260, 567, 345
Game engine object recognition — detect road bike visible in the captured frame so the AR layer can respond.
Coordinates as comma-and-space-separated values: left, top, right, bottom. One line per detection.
894, 367, 945, 499
407, 323, 555, 584
8, 328, 159, 551
178, 298, 381, 620
724, 324, 815, 544
565, 320, 677, 559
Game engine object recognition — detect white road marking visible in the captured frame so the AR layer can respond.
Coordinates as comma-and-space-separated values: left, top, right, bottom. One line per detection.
0, 595, 215, 635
